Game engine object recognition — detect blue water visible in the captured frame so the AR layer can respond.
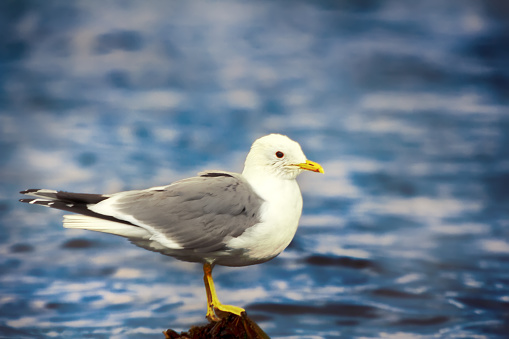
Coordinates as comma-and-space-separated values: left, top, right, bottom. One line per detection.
1, 1, 509, 338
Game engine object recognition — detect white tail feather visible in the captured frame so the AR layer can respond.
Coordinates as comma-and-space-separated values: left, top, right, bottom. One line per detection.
63, 215, 151, 239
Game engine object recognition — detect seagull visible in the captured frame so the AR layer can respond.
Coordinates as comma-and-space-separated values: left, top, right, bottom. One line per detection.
19, 133, 324, 321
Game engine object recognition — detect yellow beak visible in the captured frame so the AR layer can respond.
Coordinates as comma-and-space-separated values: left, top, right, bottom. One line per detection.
296, 160, 324, 174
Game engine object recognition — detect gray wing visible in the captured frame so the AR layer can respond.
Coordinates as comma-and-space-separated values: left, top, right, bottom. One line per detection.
113, 171, 264, 253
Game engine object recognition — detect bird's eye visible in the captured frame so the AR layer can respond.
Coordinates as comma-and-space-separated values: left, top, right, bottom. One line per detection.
275, 151, 284, 158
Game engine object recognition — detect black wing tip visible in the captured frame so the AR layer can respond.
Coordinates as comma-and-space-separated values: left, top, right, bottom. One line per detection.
19, 198, 49, 205
19, 199, 59, 207
20, 189, 41, 194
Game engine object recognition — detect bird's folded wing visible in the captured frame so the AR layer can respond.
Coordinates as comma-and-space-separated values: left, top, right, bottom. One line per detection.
90, 171, 264, 252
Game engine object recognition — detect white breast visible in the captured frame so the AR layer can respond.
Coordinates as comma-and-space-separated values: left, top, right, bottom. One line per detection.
226, 176, 303, 263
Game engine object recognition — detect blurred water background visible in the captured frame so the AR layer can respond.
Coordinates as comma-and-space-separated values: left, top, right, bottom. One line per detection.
1, 1, 509, 338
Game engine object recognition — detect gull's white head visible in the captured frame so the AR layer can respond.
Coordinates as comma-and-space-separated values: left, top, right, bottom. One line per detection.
243, 134, 324, 180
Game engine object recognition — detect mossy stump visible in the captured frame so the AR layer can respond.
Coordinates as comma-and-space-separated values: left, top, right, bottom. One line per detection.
164, 312, 270, 339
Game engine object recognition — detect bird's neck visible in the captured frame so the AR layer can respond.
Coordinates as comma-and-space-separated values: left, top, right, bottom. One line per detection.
242, 165, 269, 181
242, 167, 301, 206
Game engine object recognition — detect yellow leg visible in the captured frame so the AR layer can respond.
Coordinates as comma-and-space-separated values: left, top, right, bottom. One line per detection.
203, 263, 245, 322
